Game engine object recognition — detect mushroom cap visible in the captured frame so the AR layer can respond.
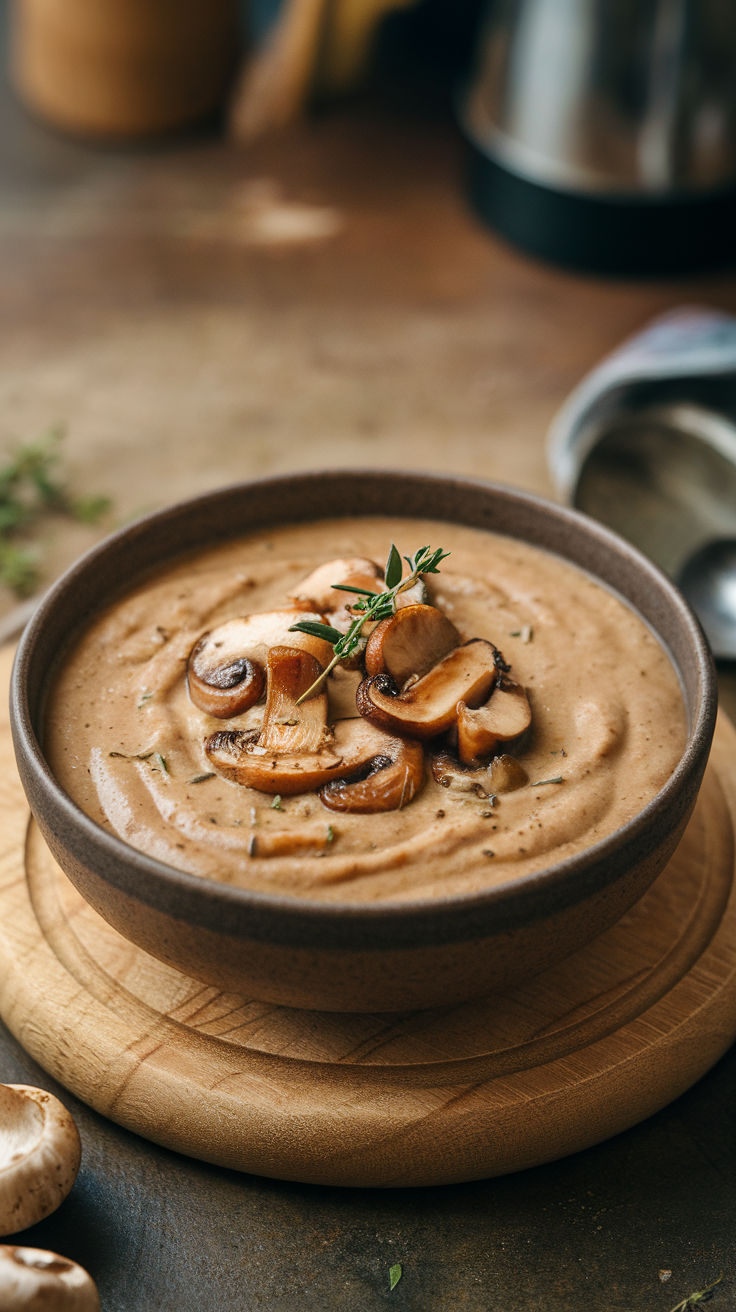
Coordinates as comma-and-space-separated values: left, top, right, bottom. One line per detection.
287, 558, 382, 612
0, 1245, 100, 1310
357, 639, 500, 740
191, 611, 334, 678
457, 678, 532, 766
320, 723, 425, 813
0, 1086, 81, 1237
364, 604, 461, 686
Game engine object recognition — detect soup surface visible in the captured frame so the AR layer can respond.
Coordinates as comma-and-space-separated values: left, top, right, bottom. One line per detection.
46, 516, 687, 903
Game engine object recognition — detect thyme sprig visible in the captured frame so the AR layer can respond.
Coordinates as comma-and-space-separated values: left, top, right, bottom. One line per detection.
289, 544, 449, 705
669, 1274, 723, 1312
0, 426, 111, 596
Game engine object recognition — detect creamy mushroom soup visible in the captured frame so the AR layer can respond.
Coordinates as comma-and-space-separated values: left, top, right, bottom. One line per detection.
46, 516, 687, 903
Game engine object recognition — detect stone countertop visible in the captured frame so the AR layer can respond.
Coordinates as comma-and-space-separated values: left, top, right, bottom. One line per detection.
0, 8, 735, 1310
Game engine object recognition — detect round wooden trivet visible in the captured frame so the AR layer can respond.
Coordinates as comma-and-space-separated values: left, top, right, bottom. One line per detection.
1, 640, 736, 1187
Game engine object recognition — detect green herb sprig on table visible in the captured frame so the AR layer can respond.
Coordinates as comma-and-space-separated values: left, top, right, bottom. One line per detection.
0, 426, 111, 597
288, 543, 450, 705
669, 1274, 723, 1312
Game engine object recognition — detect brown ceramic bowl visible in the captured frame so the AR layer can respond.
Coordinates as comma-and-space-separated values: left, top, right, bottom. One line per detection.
10, 472, 717, 1012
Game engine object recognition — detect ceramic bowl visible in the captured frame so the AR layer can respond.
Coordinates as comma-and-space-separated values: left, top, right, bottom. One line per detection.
10, 472, 717, 1012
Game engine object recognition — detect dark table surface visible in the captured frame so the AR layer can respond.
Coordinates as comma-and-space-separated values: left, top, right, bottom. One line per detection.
1, 4, 735, 1309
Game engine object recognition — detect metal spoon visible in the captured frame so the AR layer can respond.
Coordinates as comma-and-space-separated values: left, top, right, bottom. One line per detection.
678, 539, 736, 659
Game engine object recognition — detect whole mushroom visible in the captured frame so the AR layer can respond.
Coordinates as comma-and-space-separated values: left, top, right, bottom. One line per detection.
0, 1245, 100, 1310
0, 1085, 81, 1236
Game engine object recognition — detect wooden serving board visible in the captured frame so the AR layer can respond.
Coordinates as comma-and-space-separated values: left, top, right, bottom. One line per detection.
2, 639, 736, 1188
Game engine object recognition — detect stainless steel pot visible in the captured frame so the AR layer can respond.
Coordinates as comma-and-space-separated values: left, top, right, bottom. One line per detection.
462, 0, 736, 273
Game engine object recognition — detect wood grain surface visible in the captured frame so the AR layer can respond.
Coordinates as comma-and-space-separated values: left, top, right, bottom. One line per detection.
1, 644, 735, 1188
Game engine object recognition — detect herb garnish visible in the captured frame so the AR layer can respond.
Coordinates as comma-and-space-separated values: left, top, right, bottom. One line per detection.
189, 772, 215, 784
531, 776, 563, 786
326, 825, 335, 843
389, 1263, 402, 1291
271, 795, 285, 811
669, 1274, 723, 1311
0, 426, 110, 596
289, 544, 449, 704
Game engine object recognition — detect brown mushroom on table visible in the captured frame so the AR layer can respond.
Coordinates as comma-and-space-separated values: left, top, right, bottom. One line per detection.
357, 639, 502, 740
364, 603, 461, 686
206, 650, 425, 812
0, 1245, 100, 1310
188, 609, 333, 718
0, 1084, 81, 1236
457, 676, 532, 766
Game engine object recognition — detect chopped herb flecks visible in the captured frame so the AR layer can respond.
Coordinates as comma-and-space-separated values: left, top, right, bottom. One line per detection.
389, 1264, 402, 1291
531, 776, 563, 786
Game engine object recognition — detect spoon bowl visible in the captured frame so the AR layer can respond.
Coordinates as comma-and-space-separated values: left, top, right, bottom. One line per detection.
678, 538, 736, 660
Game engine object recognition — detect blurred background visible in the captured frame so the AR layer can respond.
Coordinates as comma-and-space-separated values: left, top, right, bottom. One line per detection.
0, 0, 735, 632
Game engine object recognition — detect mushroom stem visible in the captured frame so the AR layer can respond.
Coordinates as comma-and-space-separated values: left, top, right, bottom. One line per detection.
259, 646, 332, 753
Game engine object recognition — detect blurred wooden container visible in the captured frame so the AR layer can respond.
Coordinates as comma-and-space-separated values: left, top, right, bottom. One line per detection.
10, 0, 239, 138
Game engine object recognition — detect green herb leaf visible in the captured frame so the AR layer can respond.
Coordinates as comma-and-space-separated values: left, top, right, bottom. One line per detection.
155, 753, 168, 774
330, 583, 379, 596
389, 1263, 402, 1291
271, 795, 285, 811
384, 542, 403, 589
188, 772, 215, 784
326, 825, 334, 843
288, 620, 344, 644
531, 777, 563, 786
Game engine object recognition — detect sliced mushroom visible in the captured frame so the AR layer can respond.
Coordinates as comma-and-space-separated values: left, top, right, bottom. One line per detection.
188, 610, 332, 718
327, 666, 363, 720
206, 730, 344, 794
490, 754, 529, 793
356, 639, 501, 740
206, 645, 341, 793
364, 604, 461, 685
0, 1085, 81, 1236
207, 699, 424, 810
320, 719, 425, 813
457, 676, 532, 765
249, 829, 332, 858
431, 751, 492, 797
0, 1245, 100, 1310
259, 647, 333, 753
287, 557, 383, 611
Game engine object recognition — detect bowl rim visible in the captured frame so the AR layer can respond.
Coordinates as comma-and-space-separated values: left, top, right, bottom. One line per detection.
10, 469, 717, 944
